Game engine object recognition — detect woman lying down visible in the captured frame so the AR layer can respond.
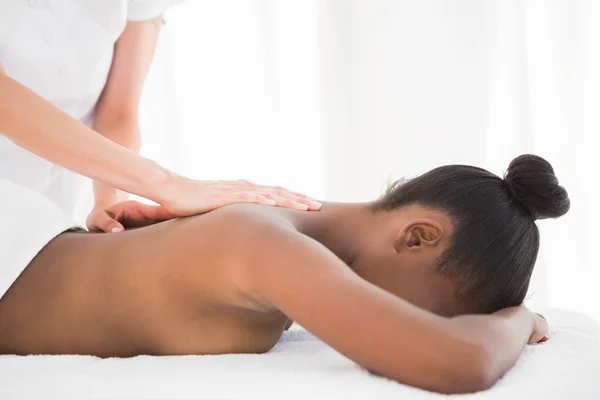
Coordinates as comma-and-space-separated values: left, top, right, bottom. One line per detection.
0, 154, 569, 394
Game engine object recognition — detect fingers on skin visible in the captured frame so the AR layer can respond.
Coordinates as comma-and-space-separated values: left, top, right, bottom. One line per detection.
104, 217, 125, 233
225, 191, 311, 210
254, 195, 278, 206
273, 191, 315, 208
278, 188, 320, 203
290, 191, 318, 202
227, 193, 277, 206
262, 186, 322, 210
152, 206, 176, 220
139, 203, 176, 220
220, 181, 321, 211
283, 195, 321, 211
108, 224, 125, 233
232, 181, 321, 210
90, 211, 124, 233
105, 201, 175, 224
263, 192, 309, 211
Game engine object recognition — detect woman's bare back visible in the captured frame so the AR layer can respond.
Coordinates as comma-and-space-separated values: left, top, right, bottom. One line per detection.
0, 202, 542, 394
0, 206, 291, 357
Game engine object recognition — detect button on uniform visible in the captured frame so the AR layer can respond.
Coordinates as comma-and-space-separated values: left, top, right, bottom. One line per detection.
28, 0, 41, 8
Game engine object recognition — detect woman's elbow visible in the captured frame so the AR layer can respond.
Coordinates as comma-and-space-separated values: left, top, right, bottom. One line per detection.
443, 343, 498, 394
369, 343, 498, 395
400, 340, 499, 394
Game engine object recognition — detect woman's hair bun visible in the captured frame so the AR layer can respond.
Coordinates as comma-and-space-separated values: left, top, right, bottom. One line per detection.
503, 154, 570, 220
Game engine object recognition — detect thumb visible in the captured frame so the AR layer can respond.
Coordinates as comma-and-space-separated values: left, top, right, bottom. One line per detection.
91, 211, 125, 233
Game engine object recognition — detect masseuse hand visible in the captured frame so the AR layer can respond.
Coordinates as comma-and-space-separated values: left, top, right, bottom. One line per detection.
159, 175, 322, 216
87, 200, 175, 232
88, 177, 321, 232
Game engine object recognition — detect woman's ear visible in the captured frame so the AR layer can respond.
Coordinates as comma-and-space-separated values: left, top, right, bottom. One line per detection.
394, 219, 445, 253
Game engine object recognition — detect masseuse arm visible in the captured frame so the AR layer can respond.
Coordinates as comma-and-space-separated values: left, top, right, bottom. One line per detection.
92, 19, 160, 209
252, 226, 543, 394
0, 69, 167, 202
0, 67, 319, 214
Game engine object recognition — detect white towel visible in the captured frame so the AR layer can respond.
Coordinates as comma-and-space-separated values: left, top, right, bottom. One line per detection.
0, 309, 599, 399
0, 178, 78, 299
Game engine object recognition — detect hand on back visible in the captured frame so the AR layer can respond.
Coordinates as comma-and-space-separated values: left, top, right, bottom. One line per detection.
86, 200, 175, 232
87, 177, 322, 233
158, 175, 322, 216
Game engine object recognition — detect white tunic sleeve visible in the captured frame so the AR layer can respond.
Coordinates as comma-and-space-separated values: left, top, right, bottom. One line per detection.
127, 0, 187, 21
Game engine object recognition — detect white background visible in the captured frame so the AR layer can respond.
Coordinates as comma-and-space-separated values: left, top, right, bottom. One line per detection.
139, 0, 599, 321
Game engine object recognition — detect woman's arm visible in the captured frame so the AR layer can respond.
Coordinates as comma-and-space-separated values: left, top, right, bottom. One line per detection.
249, 226, 544, 394
92, 19, 162, 209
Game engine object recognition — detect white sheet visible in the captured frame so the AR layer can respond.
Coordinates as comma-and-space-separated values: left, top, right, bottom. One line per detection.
1, 309, 599, 399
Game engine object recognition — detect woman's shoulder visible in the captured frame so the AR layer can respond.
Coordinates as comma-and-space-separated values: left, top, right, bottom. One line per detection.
210, 203, 299, 233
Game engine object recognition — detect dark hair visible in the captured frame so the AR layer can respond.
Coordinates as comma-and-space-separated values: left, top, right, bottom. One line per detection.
371, 154, 570, 313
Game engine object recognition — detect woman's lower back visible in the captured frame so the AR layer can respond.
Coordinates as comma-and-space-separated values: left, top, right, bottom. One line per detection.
0, 212, 289, 357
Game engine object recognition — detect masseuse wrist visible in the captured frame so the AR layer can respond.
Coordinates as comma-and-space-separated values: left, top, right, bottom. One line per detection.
93, 180, 129, 210
144, 164, 182, 208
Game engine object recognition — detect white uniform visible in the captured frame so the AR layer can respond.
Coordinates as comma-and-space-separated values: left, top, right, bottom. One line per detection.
0, 0, 184, 216
0, 0, 184, 299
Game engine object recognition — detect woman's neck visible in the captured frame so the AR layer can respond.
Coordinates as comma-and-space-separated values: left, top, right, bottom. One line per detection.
284, 202, 379, 267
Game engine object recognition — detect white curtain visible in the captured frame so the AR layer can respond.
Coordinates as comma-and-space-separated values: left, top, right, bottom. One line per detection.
140, 0, 599, 320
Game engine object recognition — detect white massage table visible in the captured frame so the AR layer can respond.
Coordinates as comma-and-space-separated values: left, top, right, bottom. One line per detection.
1, 309, 599, 399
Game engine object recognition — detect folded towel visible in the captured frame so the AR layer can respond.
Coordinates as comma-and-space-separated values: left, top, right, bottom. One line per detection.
0, 309, 599, 399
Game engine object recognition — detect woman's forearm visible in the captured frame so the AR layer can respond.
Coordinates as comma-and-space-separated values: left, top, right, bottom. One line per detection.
0, 74, 170, 202
449, 307, 535, 390
253, 228, 537, 394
